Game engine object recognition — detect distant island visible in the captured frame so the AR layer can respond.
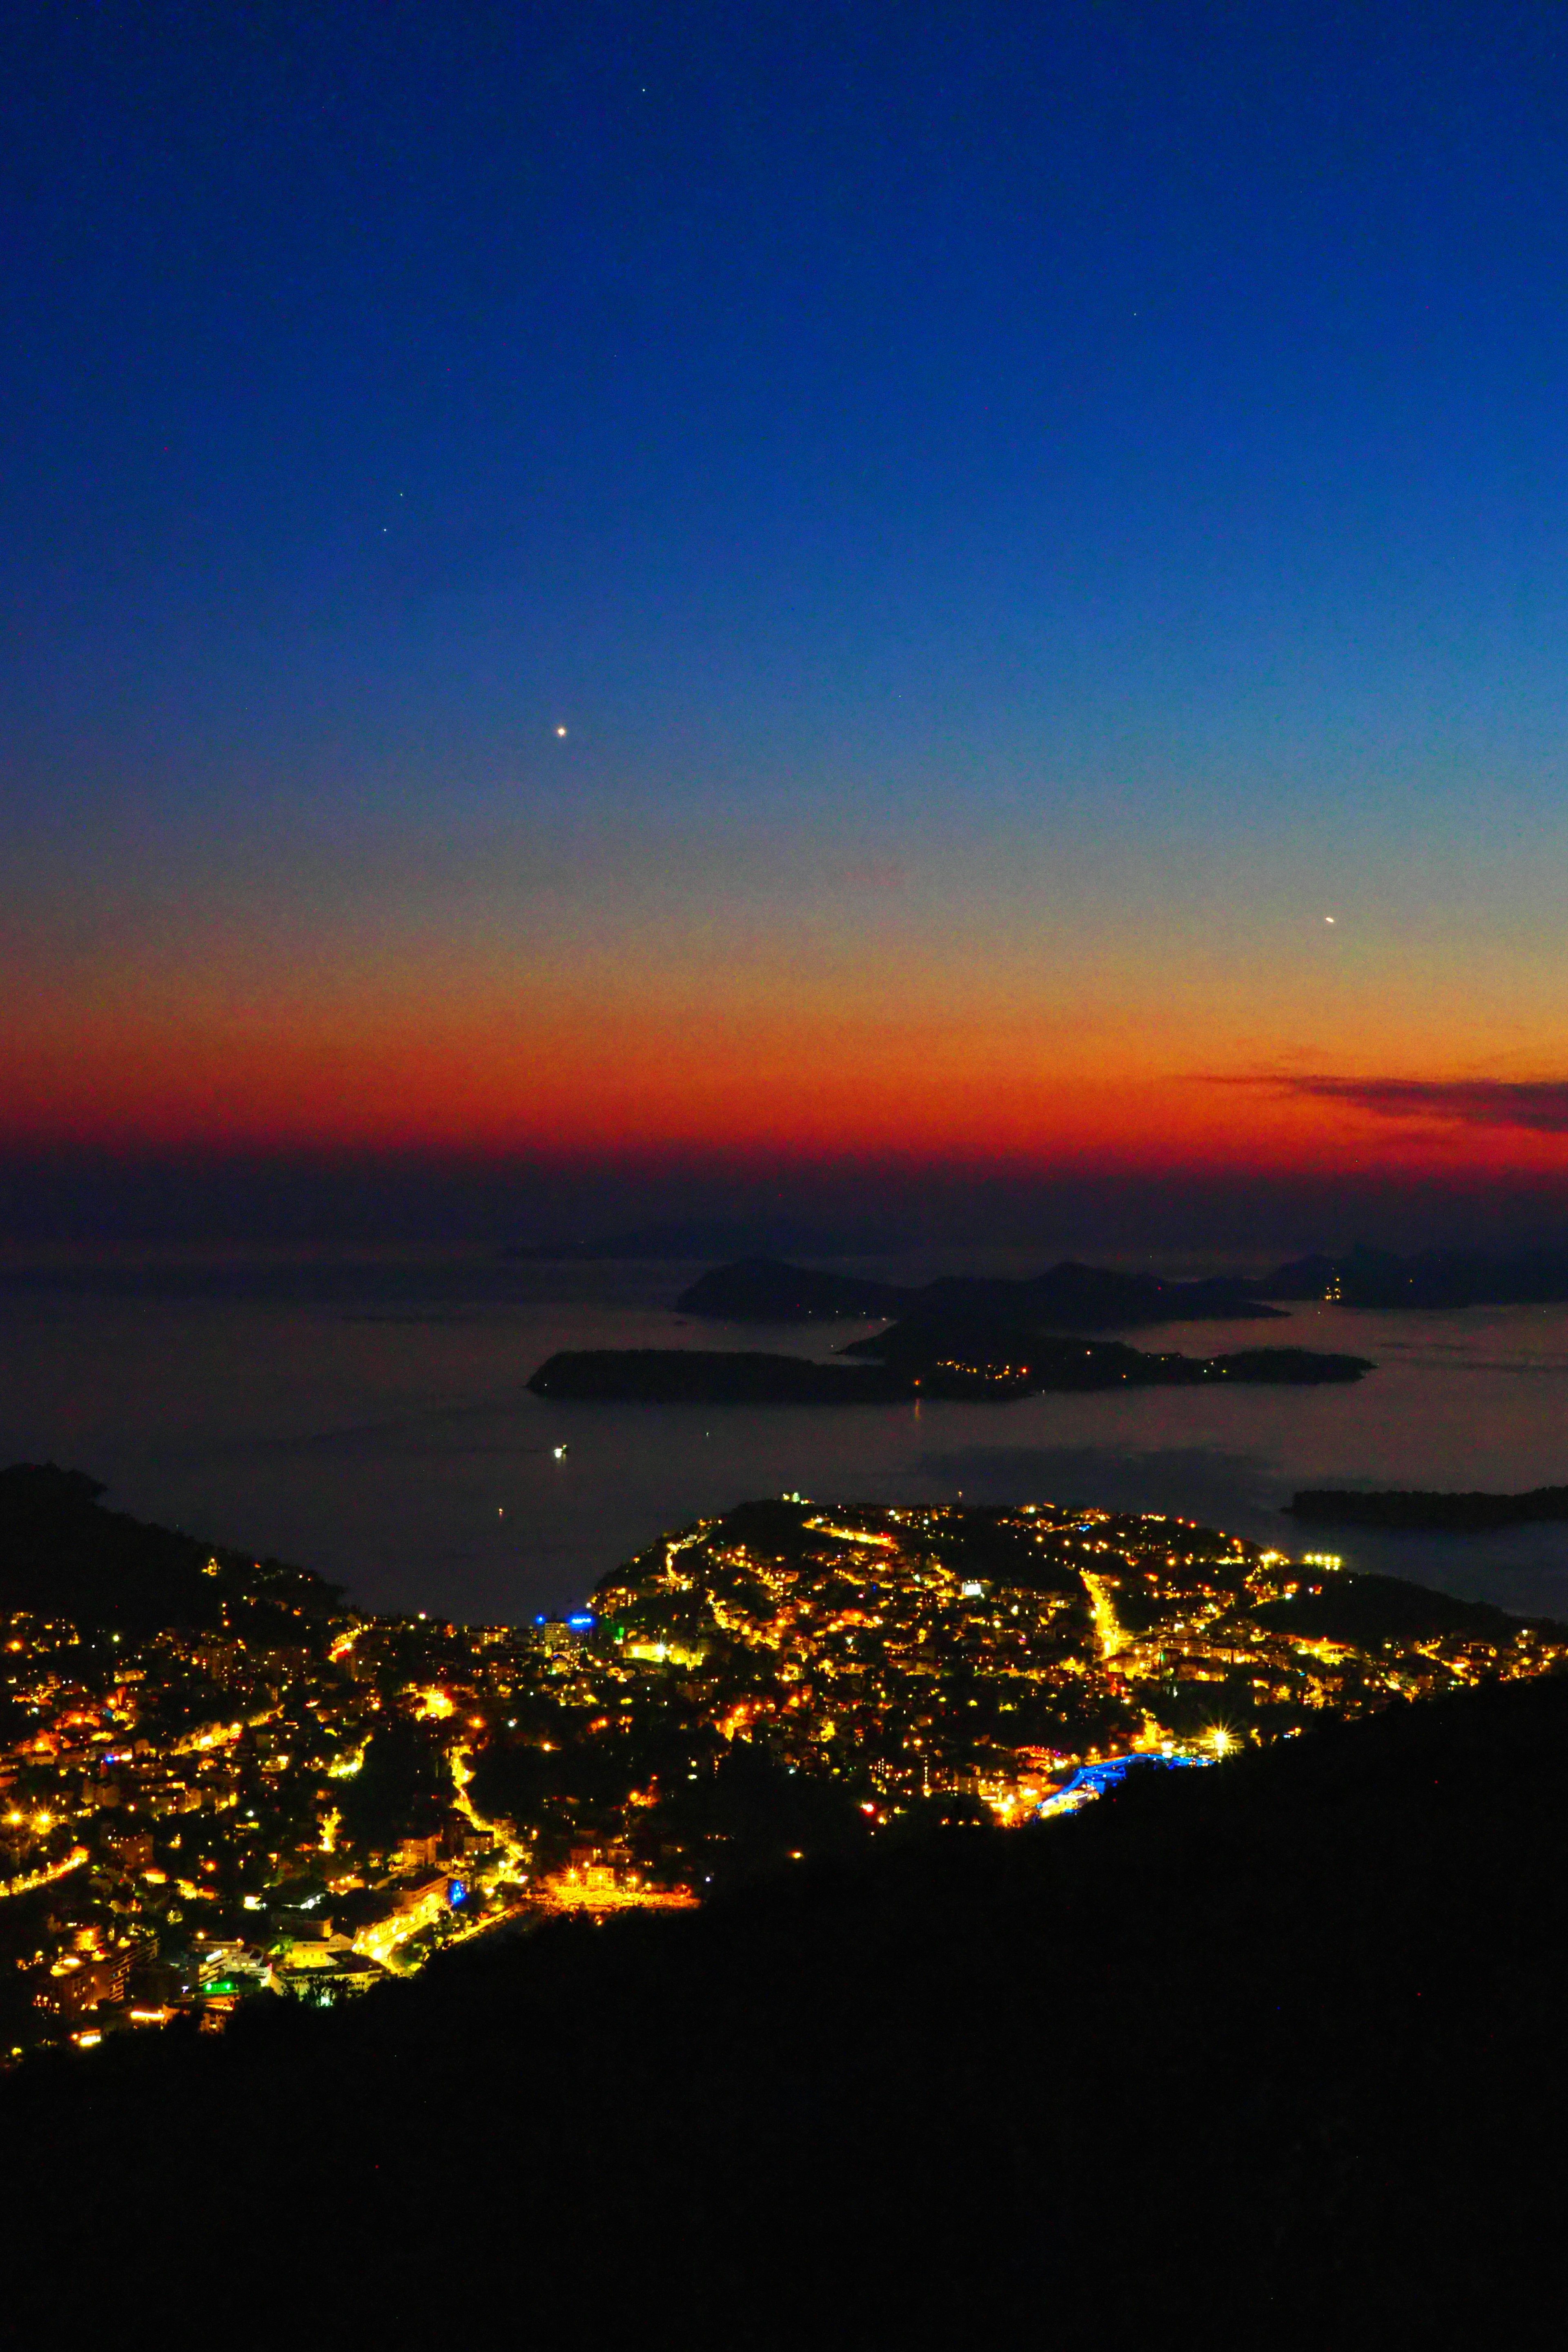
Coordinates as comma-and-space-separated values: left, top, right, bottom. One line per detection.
1258, 1243, 1568, 1308
676, 1254, 1286, 1328
1288, 1484, 1568, 1531
844, 1311, 1370, 1390
507, 1234, 1568, 1307
509, 1234, 1568, 1311
528, 1332, 1373, 1402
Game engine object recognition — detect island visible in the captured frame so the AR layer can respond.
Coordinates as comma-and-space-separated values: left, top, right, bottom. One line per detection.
1258, 1242, 1568, 1307
842, 1313, 1370, 1391
1287, 1483, 1568, 1530
676, 1240, 1568, 1322
676, 1254, 1287, 1327
528, 1330, 1373, 1402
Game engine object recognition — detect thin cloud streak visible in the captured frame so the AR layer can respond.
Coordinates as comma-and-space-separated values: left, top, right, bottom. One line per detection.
1216, 1075, 1568, 1134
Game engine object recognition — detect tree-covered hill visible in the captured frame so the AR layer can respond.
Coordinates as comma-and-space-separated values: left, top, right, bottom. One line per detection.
0, 1463, 340, 1639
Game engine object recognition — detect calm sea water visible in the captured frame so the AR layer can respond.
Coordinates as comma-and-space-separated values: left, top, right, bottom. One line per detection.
3, 1247, 1567, 1624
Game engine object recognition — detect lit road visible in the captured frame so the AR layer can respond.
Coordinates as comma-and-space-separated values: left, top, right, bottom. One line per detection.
1080, 1571, 1127, 1661
0, 1846, 88, 1901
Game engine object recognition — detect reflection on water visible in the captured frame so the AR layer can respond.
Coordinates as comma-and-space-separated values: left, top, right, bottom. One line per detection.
2, 1252, 1567, 1623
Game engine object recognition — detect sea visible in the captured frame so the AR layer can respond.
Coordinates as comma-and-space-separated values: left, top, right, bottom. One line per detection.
3, 1245, 1567, 1626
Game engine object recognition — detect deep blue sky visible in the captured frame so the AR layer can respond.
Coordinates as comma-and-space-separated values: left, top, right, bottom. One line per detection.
5, 2, 1568, 1239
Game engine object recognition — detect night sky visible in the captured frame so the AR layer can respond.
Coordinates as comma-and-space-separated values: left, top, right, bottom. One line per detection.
6, 2, 1568, 1241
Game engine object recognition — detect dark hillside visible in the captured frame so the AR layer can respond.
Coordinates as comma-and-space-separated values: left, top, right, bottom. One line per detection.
1253, 1570, 1530, 1644
5, 1668, 1568, 2341
0, 1462, 339, 1637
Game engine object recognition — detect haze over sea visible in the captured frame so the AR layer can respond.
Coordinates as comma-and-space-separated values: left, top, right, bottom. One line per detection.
4, 1246, 1566, 1626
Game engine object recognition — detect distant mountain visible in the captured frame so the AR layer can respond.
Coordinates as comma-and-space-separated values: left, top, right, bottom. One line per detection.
507, 1218, 907, 1261
1258, 1242, 1568, 1307
677, 1254, 1286, 1327
1288, 1484, 1568, 1531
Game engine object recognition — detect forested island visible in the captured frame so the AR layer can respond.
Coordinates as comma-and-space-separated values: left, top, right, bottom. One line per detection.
1289, 1483, 1568, 1531
528, 1331, 1373, 1402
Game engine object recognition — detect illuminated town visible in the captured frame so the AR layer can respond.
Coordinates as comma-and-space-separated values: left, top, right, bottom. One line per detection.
2, 1475, 1560, 2062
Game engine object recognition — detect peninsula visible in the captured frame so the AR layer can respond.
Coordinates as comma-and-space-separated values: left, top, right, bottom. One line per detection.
1288, 1483, 1568, 1531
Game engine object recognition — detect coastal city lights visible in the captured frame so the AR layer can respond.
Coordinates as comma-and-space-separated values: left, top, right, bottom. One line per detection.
2, 1483, 1557, 2061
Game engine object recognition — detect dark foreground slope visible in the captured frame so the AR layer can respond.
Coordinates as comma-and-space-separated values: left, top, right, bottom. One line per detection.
6, 1670, 1568, 2343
